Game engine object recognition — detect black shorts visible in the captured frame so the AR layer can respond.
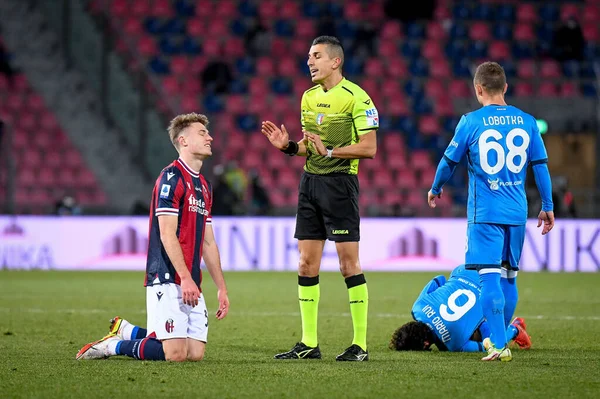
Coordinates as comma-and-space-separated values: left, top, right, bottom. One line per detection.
294, 172, 360, 242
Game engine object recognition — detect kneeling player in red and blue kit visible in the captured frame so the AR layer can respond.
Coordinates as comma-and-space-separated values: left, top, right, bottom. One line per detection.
76, 113, 229, 362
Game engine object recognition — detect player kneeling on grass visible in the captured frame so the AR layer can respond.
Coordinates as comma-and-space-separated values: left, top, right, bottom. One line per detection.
389, 265, 531, 355
76, 113, 229, 362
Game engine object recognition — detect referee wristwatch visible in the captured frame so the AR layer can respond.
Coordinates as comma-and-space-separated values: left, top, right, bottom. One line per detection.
326, 146, 334, 158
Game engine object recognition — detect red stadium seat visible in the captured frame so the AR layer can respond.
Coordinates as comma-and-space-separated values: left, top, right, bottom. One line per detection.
344, 2, 363, 20
539, 60, 561, 78
39, 168, 56, 187
256, 57, 275, 76
13, 74, 29, 92
378, 41, 398, 58
514, 25, 535, 42
110, 0, 128, 19
270, 38, 288, 58
418, 168, 437, 188
249, 78, 269, 97
271, 96, 293, 115
538, 82, 559, 97
381, 80, 402, 99
448, 80, 471, 98
152, 0, 173, 17
386, 153, 408, 170
276, 168, 300, 189
187, 19, 203, 37
434, 97, 454, 117
161, 76, 180, 97
5, 93, 24, 111
422, 40, 444, 61
202, 38, 221, 58
424, 79, 445, 99
488, 41, 510, 60
131, 0, 150, 17
514, 82, 534, 96
138, 36, 158, 57
419, 116, 441, 136
45, 151, 62, 168
433, 5, 450, 20
123, 18, 143, 37
247, 98, 269, 115
560, 82, 580, 97
364, 58, 385, 77
170, 56, 189, 77
207, 18, 228, 37
269, 188, 287, 207
516, 4, 538, 23
188, 56, 208, 76
18, 113, 37, 132
582, 23, 599, 42
386, 57, 408, 78
195, 1, 213, 18
582, 5, 600, 24
28, 94, 45, 112
295, 19, 315, 39
470, 22, 491, 41
224, 37, 246, 59
429, 59, 451, 79
277, 58, 298, 77
386, 96, 409, 116
383, 134, 405, 151
395, 169, 418, 189
381, 191, 404, 207
40, 112, 59, 131
411, 150, 432, 170
373, 169, 393, 188
426, 22, 446, 41
258, 1, 278, 19
281, 2, 301, 19
380, 21, 402, 41
560, 4, 580, 21
516, 60, 536, 79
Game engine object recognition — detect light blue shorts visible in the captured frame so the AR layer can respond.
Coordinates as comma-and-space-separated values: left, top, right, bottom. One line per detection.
465, 223, 525, 271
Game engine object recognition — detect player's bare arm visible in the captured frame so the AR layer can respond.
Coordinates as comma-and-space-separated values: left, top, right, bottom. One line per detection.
537, 210, 555, 235
158, 215, 200, 307
261, 121, 308, 156
202, 224, 230, 320
304, 130, 376, 159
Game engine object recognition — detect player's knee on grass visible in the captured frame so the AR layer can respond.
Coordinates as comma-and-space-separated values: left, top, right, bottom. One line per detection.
186, 340, 206, 361
163, 339, 188, 362
389, 321, 434, 351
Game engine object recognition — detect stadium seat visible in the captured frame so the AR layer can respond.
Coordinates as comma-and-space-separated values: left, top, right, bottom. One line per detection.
395, 169, 418, 190
130, 0, 150, 17
514, 82, 534, 96
560, 4, 580, 21
429, 59, 451, 79
380, 21, 402, 41
582, 23, 599, 43
470, 22, 491, 41
419, 115, 441, 136
422, 40, 444, 61
426, 21, 446, 41
560, 82, 580, 97
411, 150, 431, 170
386, 56, 408, 78
538, 82, 559, 97
516, 60, 536, 79
540, 60, 561, 78
582, 5, 600, 24
448, 80, 471, 98
372, 169, 393, 188
281, 2, 301, 19
110, 0, 128, 19
488, 41, 510, 60
516, 3, 538, 23
513, 25, 535, 42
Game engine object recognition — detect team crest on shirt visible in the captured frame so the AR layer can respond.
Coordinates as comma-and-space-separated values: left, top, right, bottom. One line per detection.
316, 113, 325, 125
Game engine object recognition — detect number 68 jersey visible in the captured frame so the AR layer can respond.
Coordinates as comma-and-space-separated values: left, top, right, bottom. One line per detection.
444, 105, 548, 225
411, 265, 483, 352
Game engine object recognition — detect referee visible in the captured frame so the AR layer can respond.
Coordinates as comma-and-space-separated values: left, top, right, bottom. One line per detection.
261, 36, 378, 361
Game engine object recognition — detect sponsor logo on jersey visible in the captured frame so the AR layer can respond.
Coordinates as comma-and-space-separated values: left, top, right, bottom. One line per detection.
488, 178, 500, 191
316, 103, 330, 108
450, 140, 459, 148
167, 172, 175, 181
488, 178, 523, 191
316, 113, 325, 125
160, 184, 170, 198
188, 194, 209, 216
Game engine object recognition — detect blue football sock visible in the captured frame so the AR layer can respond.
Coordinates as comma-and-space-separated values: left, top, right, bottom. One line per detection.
132, 327, 148, 340
479, 321, 491, 340
500, 270, 518, 328
116, 338, 165, 361
479, 270, 507, 349
506, 324, 518, 341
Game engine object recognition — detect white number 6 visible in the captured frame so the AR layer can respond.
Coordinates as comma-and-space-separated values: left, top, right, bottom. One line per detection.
479, 128, 530, 174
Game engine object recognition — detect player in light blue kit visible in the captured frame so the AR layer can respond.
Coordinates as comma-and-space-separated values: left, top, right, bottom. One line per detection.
427, 62, 554, 361
389, 265, 531, 353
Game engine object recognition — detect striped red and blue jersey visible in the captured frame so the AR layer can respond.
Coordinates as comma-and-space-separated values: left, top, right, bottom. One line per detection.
145, 158, 213, 290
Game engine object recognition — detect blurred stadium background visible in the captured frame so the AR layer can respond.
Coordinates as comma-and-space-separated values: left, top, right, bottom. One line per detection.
0, 0, 598, 219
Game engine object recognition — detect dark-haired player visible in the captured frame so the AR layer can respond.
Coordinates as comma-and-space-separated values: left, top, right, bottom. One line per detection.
76, 113, 229, 362
428, 61, 554, 361
389, 265, 531, 353
261, 36, 378, 361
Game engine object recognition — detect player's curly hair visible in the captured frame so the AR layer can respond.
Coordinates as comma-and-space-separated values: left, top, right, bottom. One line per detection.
167, 112, 210, 150
389, 321, 435, 351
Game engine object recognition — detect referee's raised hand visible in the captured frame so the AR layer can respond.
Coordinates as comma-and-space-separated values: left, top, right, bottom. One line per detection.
261, 120, 289, 150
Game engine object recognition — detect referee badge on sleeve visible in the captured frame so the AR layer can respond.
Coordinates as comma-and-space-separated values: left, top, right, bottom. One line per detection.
366, 108, 379, 127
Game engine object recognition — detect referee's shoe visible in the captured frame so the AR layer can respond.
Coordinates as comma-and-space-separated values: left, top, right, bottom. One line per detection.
274, 342, 322, 359
336, 344, 369, 361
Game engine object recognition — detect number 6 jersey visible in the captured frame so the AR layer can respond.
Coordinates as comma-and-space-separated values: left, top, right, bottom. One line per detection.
444, 105, 548, 225
411, 265, 483, 352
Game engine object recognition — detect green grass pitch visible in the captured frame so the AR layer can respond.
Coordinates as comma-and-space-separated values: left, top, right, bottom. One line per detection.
1, 271, 599, 398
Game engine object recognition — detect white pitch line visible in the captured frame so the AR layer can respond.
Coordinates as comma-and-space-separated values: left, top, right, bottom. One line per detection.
0, 308, 599, 321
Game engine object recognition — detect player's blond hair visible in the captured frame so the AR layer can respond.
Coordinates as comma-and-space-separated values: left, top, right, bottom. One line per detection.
473, 62, 506, 95
167, 113, 209, 150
